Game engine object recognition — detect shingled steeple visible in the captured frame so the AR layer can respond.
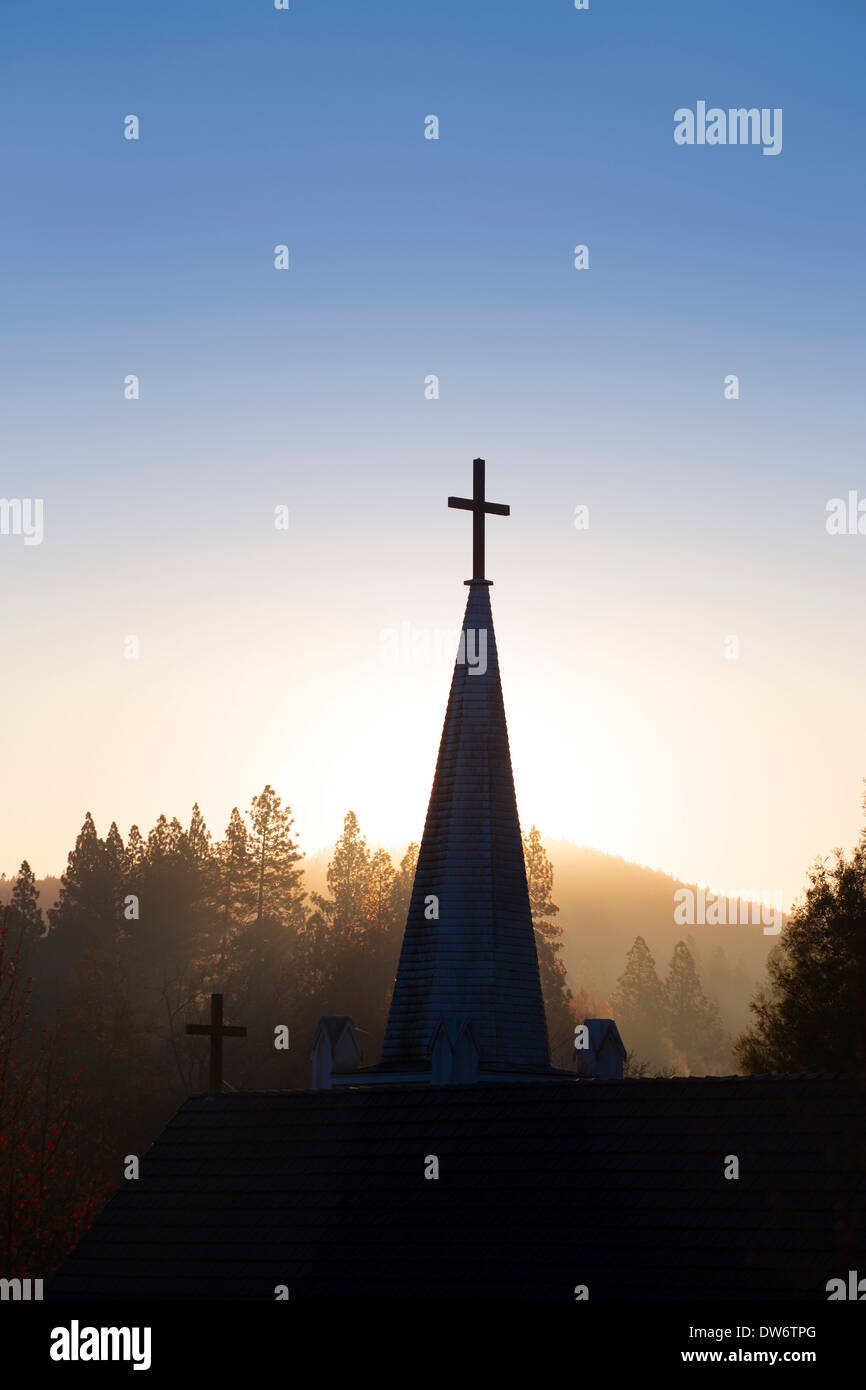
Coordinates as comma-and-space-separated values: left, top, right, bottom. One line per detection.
370, 460, 556, 1082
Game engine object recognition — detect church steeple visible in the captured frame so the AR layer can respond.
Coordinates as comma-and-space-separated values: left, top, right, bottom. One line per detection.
374, 460, 556, 1081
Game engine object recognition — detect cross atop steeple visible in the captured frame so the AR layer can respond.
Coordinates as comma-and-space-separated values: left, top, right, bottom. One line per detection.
448, 458, 509, 583
186, 993, 247, 1094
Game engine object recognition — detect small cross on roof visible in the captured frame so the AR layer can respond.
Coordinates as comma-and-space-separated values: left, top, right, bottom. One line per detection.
186, 992, 247, 1094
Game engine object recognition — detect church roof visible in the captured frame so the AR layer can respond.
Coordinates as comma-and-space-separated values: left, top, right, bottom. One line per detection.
49, 1076, 866, 1301
377, 578, 551, 1076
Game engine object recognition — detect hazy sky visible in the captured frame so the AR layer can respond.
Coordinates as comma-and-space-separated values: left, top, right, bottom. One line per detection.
2, 0, 864, 910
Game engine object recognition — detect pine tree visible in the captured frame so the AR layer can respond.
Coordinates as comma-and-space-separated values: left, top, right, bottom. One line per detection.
609, 935, 667, 1068
246, 785, 305, 930
735, 816, 866, 1073
184, 803, 212, 870
379, 843, 419, 1017
174, 805, 219, 971
42, 814, 125, 1015
362, 849, 397, 936
663, 940, 730, 1074
103, 822, 125, 881
358, 847, 401, 1014
522, 827, 572, 1060
297, 813, 389, 1057
228, 788, 305, 1028
215, 808, 255, 973
395, 842, 419, 923
125, 824, 145, 877
145, 813, 176, 865
9, 861, 42, 962
314, 811, 371, 940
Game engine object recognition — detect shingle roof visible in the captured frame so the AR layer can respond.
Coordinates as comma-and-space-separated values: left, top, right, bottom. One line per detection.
379, 580, 551, 1075
49, 1076, 866, 1301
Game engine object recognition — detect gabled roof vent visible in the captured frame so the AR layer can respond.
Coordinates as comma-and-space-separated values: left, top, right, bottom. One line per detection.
575, 1019, 626, 1080
311, 1016, 362, 1089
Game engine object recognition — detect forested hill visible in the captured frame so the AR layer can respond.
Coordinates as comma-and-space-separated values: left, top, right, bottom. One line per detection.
545, 841, 781, 1031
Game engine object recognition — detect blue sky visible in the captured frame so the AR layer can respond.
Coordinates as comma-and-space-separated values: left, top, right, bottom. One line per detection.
2, 0, 865, 907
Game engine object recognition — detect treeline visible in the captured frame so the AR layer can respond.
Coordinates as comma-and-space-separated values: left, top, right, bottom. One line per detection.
17, 790, 420, 1104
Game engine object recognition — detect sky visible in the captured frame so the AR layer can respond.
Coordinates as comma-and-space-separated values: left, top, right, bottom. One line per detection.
1, 0, 865, 911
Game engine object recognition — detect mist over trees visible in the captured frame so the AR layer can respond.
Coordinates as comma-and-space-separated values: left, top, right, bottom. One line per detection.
608, 935, 732, 1075
547, 843, 770, 1037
